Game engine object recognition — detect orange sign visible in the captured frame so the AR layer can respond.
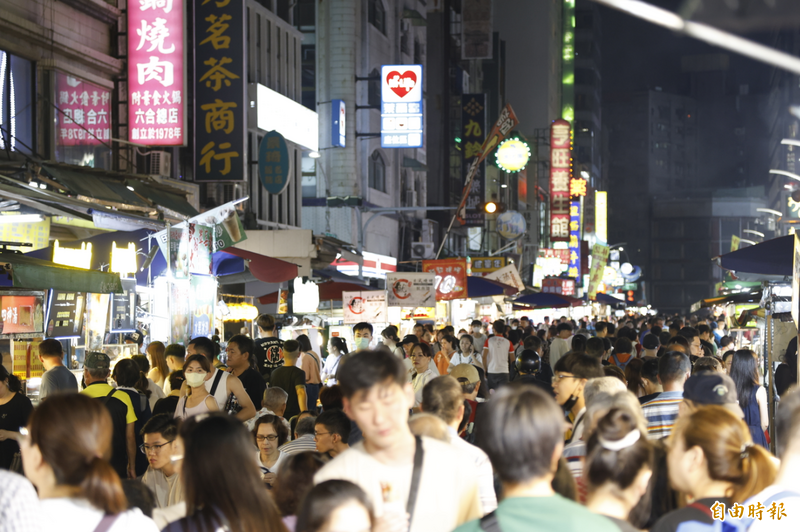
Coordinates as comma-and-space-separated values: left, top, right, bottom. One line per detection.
422, 258, 468, 301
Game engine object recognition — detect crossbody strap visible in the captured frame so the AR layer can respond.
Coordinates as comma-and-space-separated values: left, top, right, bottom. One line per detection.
92, 514, 119, 532
687, 502, 713, 519
209, 369, 224, 396
406, 436, 425, 528
479, 511, 502, 532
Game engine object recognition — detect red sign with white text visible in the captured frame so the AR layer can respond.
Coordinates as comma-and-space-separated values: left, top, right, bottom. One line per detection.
128, 0, 185, 146
550, 119, 571, 242
542, 278, 576, 297
422, 258, 468, 301
56, 73, 112, 146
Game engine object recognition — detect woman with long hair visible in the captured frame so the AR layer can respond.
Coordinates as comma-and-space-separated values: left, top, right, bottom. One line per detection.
321, 337, 347, 387
273, 452, 327, 531
174, 355, 218, 420
651, 406, 776, 532
0, 365, 33, 470
112, 358, 153, 476
146, 341, 169, 389
775, 337, 797, 397
253, 414, 290, 487
296, 335, 322, 414
380, 326, 404, 358
295, 480, 373, 532
729, 349, 769, 447
164, 413, 288, 532
585, 408, 654, 532
20, 393, 159, 531
623, 358, 646, 398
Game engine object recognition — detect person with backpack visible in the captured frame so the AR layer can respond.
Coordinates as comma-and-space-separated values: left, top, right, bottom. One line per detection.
610, 337, 635, 369
111, 358, 153, 477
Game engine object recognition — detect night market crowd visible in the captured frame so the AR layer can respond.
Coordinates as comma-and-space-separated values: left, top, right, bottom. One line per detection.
1, 312, 800, 532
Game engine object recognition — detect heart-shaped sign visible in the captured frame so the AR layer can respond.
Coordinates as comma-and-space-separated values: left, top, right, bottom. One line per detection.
386, 70, 417, 98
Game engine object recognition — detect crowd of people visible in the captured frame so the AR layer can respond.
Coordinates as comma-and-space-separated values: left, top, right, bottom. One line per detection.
1, 312, 799, 532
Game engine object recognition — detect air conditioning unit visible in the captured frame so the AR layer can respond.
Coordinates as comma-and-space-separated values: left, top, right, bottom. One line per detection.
410, 242, 435, 260
149, 151, 172, 178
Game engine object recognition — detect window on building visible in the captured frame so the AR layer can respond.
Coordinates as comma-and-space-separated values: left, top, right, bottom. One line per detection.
294, 0, 315, 27
0, 51, 33, 156
276, 0, 292, 22
368, 0, 386, 34
401, 27, 410, 54
369, 151, 386, 192
368, 68, 380, 107
301, 45, 316, 110
414, 38, 422, 64
658, 105, 670, 120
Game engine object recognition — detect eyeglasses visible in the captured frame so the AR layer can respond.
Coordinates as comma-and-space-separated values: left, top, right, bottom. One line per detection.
551, 374, 580, 383
314, 431, 331, 438
139, 441, 174, 455
256, 434, 279, 442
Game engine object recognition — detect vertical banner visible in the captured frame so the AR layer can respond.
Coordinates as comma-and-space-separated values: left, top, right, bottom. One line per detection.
595, 191, 607, 244
550, 119, 571, 241
462, 94, 486, 227
170, 280, 191, 345
587, 244, 610, 300
386, 273, 436, 307
380, 65, 424, 148
731, 235, 741, 252
56, 73, 112, 145
568, 201, 581, 279
422, 258, 468, 301
194, 0, 245, 180
128, 0, 186, 145
190, 275, 216, 338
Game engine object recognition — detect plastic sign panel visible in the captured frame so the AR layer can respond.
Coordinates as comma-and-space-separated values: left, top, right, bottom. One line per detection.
470, 256, 506, 274
258, 131, 291, 194
422, 259, 467, 301
496, 211, 527, 240
46, 291, 85, 338
550, 119, 571, 242
381, 65, 423, 148
595, 191, 608, 243
542, 278, 576, 297
256, 84, 319, 151
190, 275, 216, 338
462, 94, 486, 227
486, 264, 525, 292
128, 0, 185, 145
495, 138, 530, 172
56, 73, 111, 145
332, 99, 346, 148
1, 295, 44, 334
568, 201, 581, 279
386, 272, 435, 307
110, 279, 137, 333
194, 0, 245, 180
343, 291, 388, 324
52, 240, 92, 269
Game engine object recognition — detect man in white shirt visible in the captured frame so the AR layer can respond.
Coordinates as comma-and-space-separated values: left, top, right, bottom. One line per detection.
315, 350, 482, 532
421, 375, 497, 513
549, 322, 574, 371
140, 415, 184, 509
482, 321, 514, 393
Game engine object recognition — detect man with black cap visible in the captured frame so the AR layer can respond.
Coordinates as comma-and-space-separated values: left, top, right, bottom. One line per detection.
124, 330, 145, 353
80, 352, 137, 479
642, 333, 660, 358
678, 372, 745, 420
512, 350, 553, 395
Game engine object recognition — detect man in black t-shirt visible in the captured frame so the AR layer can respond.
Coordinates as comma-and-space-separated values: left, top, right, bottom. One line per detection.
226, 334, 267, 410
255, 313, 284, 380
268, 339, 306, 420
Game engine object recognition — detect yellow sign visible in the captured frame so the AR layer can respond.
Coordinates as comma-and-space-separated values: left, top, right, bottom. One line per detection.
731, 235, 741, 252
495, 139, 530, 172
0, 215, 50, 251
110, 242, 137, 274
595, 191, 607, 243
53, 240, 92, 269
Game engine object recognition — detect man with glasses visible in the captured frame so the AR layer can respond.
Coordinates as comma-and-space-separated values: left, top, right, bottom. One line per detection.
140, 414, 184, 509
314, 408, 350, 458
551, 352, 604, 443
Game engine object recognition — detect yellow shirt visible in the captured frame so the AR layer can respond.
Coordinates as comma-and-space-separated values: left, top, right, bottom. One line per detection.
81, 382, 138, 424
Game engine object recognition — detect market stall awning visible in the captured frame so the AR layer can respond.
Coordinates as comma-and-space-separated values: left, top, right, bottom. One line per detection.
221, 247, 298, 284
513, 292, 584, 308
0, 252, 123, 293
689, 291, 763, 313
466, 276, 520, 297
717, 235, 792, 276
312, 268, 370, 285
592, 293, 628, 307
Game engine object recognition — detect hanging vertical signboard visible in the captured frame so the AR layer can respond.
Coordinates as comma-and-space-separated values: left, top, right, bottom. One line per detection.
550, 119, 571, 242
462, 94, 486, 227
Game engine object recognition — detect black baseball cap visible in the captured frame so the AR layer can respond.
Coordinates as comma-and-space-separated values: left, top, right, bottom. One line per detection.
124, 330, 144, 345
401, 334, 419, 346
684, 373, 744, 418
643, 333, 660, 350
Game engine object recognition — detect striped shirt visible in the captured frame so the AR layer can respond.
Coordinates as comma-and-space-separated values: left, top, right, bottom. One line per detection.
280, 433, 319, 456
641, 390, 683, 439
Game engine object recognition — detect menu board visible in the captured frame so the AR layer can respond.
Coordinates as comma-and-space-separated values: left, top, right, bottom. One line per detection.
0, 294, 45, 335
46, 291, 86, 338
110, 279, 137, 333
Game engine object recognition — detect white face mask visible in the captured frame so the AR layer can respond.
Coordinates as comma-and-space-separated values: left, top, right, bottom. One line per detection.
472, 327, 481, 334
355, 337, 371, 351
512, 326, 518, 330
185, 372, 206, 388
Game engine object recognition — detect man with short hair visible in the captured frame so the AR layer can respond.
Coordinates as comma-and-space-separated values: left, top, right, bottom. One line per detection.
523, 334, 553, 382
38, 339, 77, 399
520, 316, 530, 329
638, 357, 662, 404
254, 313, 283, 380
162, 344, 185, 394
552, 353, 604, 443
187, 336, 224, 370
470, 319, 487, 353
609, 337, 634, 369
226, 334, 267, 414
642, 333, 660, 357
451, 364, 484, 443
280, 413, 318, 455
140, 414, 183, 508
269, 339, 307, 420
81, 352, 137, 479
594, 321, 608, 338
353, 322, 374, 352
421, 376, 497, 513
696, 323, 718, 356
315, 350, 482, 532
314, 408, 351, 458
482, 321, 514, 392
678, 326, 702, 359
585, 337, 606, 360
642, 351, 691, 439
548, 322, 574, 371
453, 385, 619, 532
247, 386, 292, 432
669, 320, 682, 338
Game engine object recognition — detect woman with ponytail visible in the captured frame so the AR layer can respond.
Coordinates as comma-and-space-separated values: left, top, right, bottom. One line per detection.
19, 393, 159, 531
652, 405, 777, 532
585, 407, 654, 532
0, 365, 33, 469
113, 358, 153, 476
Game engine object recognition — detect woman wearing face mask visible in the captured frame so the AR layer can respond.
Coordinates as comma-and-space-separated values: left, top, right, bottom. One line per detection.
410, 343, 436, 410
321, 337, 348, 387
174, 355, 218, 420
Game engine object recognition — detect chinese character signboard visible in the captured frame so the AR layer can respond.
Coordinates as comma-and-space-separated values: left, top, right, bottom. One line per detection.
46, 291, 85, 338
540, 248, 570, 264
568, 201, 581, 279
542, 278, 576, 297
595, 191, 607, 243
462, 94, 486, 227
0, 294, 44, 335
343, 291, 388, 324
194, 0, 245, 180
486, 264, 525, 293
470, 256, 505, 275
0, 215, 49, 252
381, 65, 423, 148
56, 73, 111, 145
422, 259, 467, 301
386, 272, 435, 307
587, 244, 609, 300
550, 119, 571, 242
128, 0, 185, 145
462, 0, 493, 59
258, 131, 291, 194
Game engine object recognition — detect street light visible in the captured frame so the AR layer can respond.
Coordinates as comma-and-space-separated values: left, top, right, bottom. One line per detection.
742, 229, 765, 238
769, 169, 800, 182
781, 139, 800, 148
757, 208, 783, 217
739, 238, 758, 246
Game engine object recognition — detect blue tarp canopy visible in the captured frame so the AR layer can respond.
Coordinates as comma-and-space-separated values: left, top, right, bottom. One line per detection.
513, 292, 582, 308
466, 276, 519, 298
591, 292, 628, 307
718, 235, 792, 276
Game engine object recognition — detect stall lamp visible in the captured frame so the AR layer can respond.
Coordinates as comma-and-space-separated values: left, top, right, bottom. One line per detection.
770, 169, 800, 182
781, 139, 800, 147
757, 208, 783, 216
739, 238, 757, 246
742, 229, 765, 238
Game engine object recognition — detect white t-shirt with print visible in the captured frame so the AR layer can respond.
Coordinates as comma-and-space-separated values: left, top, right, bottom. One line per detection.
483, 336, 513, 374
